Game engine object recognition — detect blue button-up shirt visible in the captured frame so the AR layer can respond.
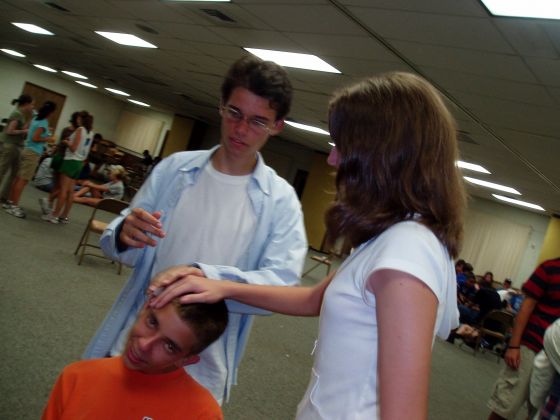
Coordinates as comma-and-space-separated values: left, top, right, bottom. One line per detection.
82, 146, 308, 402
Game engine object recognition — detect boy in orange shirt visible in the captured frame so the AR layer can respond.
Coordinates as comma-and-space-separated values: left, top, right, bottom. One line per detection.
42, 292, 228, 420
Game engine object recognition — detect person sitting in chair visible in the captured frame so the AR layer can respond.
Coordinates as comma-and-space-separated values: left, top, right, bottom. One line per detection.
73, 165, 126, 205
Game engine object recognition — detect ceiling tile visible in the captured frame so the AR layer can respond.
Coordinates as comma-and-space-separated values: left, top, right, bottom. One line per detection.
349, 7, 514, 54
240, 4, 364, 35
392, 41, 538, 83
285, 32, 400, 62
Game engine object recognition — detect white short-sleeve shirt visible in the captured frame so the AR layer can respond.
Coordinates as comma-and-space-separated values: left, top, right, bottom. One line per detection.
296, 220, 459, 420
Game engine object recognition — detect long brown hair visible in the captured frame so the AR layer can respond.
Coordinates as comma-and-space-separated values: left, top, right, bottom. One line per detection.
325, 72, 466, 258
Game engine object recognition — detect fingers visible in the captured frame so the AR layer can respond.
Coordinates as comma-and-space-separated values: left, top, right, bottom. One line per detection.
149, 266, 204, 291
119, 208, 165, 248
148, 266, 206, 307
150, 276, 200, 308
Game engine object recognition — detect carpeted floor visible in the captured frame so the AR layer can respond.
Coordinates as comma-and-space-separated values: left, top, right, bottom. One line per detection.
0, 187, 527, 419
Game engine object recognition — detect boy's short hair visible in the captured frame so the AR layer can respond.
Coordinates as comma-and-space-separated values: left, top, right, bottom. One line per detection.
173, 299, 228, 355
221, 55, 292, 120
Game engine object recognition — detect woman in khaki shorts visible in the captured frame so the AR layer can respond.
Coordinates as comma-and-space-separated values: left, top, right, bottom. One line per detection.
5, 101, 56, 219
0, 94, 34, 203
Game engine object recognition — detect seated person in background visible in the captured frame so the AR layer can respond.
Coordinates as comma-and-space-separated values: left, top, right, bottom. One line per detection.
498, 279, 522, 311
33, 156, 54, 192
42, 291, 227, 420
484, 271, 495, 286
458, 272, 477, 305
456, 259, 466, 285
142, 149, 153, 167
459, 273, 502, 325
73, 165, 127, 205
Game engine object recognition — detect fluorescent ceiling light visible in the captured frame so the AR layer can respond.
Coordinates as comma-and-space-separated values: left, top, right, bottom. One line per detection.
105, 88, 130, 96
76, 81, 97, 89
481, 0, 560, 20
62, 71, 87, 79
464, 176, 521, 195
456, 160, 491, 174
1, 49, 25, 57
492, 194, 545, 211
33, 64, 57, 73
244, 48, 341, 74
328, 142, 335, 147
285, 120, 330, 135
128, 99, 150, 107
12, 22, 54, 35
95, 31, 157, 48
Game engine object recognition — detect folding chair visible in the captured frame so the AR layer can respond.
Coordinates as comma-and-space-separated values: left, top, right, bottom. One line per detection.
303, 253, 335, 277
74, 198, 129, 274
474, 310, 514, 361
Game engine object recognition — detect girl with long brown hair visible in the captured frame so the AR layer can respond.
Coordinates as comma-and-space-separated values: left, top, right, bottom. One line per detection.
148, 72, 466, 419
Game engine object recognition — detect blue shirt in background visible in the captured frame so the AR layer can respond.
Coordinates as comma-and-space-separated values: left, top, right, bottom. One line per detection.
25, 117, 50, 155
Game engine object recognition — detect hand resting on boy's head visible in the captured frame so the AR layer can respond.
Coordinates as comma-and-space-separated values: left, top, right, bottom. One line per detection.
148, 265, 212, 308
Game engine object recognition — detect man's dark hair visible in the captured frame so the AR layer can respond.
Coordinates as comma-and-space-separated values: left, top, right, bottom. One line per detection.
173, 299, 228, 355
463, 263, 473, 273
221, 55, 292, 120
504, 279, 512, 286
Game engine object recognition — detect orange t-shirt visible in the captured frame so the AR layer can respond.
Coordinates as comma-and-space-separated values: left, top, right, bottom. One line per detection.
42, 357, 222, 420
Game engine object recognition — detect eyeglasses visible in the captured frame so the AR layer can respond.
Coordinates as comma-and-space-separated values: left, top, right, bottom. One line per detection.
219, 105, 273, 134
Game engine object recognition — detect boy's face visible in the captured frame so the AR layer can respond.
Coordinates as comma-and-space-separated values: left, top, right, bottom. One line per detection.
123, 303, 199, 374
219, 86, 284, 163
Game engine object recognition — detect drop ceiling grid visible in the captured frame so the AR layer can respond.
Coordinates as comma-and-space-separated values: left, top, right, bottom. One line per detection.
420, 67, 557, 107
345, 7, 514, 54
338, 0, 487, 17
236, 4, 364, 35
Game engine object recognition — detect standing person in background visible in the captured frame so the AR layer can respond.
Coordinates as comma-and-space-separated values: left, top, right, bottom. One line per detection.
487, 258, 560, 420
82, 55, 307, 404
43, 111, 94, 224
5, 101, 56, 219
149, 71, 466, 419
0, 95, 34, 206
39, 111, 79, 216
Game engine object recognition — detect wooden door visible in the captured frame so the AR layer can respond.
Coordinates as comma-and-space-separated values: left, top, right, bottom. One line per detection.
22, 82, 66, 133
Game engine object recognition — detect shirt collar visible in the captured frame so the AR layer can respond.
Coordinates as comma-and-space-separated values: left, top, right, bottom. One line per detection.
178, 145, 270, 195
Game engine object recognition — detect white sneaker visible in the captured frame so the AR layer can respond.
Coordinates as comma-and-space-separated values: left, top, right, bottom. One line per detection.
5, 205, 26, 218
41, 213, 59, 224
58, 217, 69, 224
38, 197, 52, 215
2, 201, 13, 209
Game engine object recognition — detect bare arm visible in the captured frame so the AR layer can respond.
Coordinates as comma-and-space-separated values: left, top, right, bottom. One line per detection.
368, 269, 438, 420
5, 119, 27, 136
504, 296, 537, 369
31, 127, 55, 143
149, 265, 334, 317
66, 128, 82, 152
88, 182, 110, 192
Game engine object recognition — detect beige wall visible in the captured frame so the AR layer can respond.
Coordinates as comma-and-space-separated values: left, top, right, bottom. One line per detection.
161, 115, 195, 158
0, 55, 173, 155
300, 152, 335, 250
538, 217, 560, 263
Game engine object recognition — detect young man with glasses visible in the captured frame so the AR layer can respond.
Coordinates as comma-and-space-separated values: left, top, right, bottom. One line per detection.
83, 55, 308, 404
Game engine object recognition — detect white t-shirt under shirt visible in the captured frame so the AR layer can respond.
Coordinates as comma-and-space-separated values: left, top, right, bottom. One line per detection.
296, 220, 459, 420
153, 161, 256, 272
153, 161, 256, 402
